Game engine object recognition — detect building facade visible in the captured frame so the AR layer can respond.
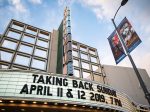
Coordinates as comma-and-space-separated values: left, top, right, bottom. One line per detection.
0, 7, 150, 112
103, 65, 150, 106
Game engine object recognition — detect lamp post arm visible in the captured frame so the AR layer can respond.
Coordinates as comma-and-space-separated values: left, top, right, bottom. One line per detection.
113, 5, 121, 20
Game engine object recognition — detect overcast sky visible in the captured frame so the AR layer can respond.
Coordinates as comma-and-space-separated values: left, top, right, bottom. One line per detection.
0, 0, 150, 77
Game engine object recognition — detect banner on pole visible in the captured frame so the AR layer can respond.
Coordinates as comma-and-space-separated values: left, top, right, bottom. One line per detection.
108, 17, 141, 64
108, 31, 126, 64
118, 17, 141, 53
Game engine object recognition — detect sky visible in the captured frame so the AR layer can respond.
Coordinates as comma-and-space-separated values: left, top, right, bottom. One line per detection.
0, 0, 150, 77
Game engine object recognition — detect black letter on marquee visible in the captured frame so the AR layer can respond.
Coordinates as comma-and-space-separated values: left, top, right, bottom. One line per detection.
56, 77, 62, 86
37, 85, 43, 95
46, 76, 52, 84
30, 85, 36, 94
32, 74, 38, 83
47, 86, 52, 96
43, 86, 47, 95
97, 85, 102, 92
63, 79, 68, 86
66, 89, 73, 98
37, 75, 45, 84
20, 84, 28, 94
72, 80, 78, 88
78, 90, 86, 99
57, 88, 63, 97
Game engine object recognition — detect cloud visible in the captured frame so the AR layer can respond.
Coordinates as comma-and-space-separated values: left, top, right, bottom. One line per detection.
8, 0, 27, 13
77, 0, 150, 76
78, 0, 120, 21
28, 0, 42, 5
0, 0, 31, 33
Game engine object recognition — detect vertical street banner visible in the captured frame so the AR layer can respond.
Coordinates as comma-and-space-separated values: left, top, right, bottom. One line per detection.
108, 31, 126, 64
118, 17, 141, 53
108, 17, 141, 64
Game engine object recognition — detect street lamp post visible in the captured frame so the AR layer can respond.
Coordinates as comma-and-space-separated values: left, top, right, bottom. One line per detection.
111, 0, 150, 105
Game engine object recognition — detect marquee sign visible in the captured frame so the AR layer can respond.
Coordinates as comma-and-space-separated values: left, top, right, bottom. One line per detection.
0, 70, 136, 111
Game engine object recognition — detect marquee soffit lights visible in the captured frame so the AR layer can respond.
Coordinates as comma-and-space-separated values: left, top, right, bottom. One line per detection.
1, 109, 5, 111
54, 102, 58, 105
64, 103, 68, 106
21, 101, 25, 103
44, 102, 47, 104
10, 100, 14, 103
33, 101, 37, 104
0, 99, 119, 111
21, 109, 25, 111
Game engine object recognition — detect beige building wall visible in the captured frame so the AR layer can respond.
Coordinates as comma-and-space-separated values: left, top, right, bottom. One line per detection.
103, 65, 150, 105
48, 30, 58, 73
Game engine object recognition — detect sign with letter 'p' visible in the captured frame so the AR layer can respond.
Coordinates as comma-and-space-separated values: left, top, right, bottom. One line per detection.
0, 70, 136, 111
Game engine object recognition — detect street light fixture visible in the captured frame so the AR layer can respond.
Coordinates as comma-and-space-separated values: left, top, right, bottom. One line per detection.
111, 0, 150, 105
121, 0, 128, 6
113, 0, 128, 20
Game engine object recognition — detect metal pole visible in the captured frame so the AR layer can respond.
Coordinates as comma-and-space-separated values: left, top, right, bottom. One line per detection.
111, 18, 150, 105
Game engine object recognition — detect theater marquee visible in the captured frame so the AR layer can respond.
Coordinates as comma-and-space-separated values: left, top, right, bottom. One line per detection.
0, 70, 136, 111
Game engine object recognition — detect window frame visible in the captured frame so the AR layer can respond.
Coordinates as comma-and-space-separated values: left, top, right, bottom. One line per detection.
7, 29, 22, 40
2, 39, 18, 50
82, 71, 92, 80
18, 43, 33, 54
22, 34, 36, 44
34, 47, 48, 59
31, 57, 47, 71
14, 54, 31, 67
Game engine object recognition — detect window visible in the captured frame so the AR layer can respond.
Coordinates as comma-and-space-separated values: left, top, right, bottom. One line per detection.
83, 72, 91, 80
31, 59, 46, 70
91, 56, 97, 63
0, 50, 13, 62
2, 40, 17, 50
12, 24, 24, 31
73, 59, 79, 67
74, 69, 80, 78
19, 44, 33, 54
26, 27, 37, 35
80, 46, 87, 52
72, 50, 78, 57
14, 55, 30, 66
38, 31, 49, 39
89, 49, 96, 55
93, 74, 103, 83
34, 48, 47, 58
36, 39, 48, 48
81, 62, 89, 70
22, 35, 35, 44
7, 31, 21, 40
81, 53, 88, 60
92, 65, 99, 72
